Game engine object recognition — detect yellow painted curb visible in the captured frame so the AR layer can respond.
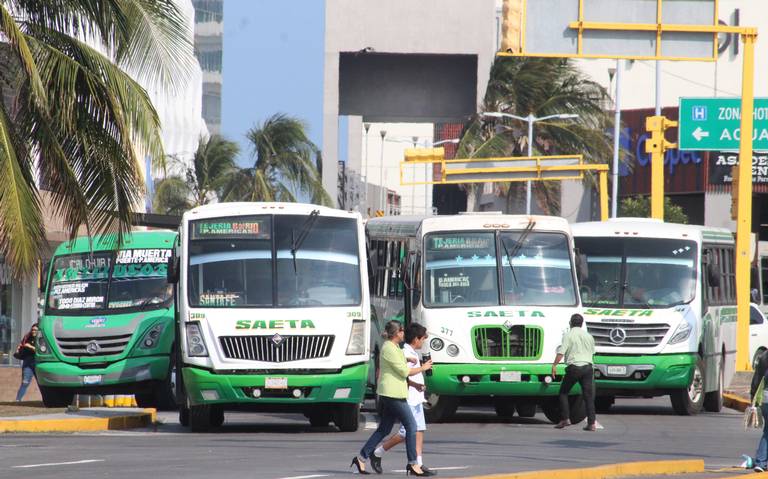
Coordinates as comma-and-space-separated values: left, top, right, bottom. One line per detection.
0, 408, 156, 433
461, 459, 705, 479
723, 392, 751, 412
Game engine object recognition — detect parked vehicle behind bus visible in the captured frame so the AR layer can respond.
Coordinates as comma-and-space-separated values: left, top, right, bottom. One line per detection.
36, 231, 177, 409
573, 219, 735, 415
366, 214, 584, 423
172, 203, 369, 432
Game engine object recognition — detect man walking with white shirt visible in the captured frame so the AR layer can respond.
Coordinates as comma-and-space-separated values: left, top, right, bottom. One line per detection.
552, 313, 597, 431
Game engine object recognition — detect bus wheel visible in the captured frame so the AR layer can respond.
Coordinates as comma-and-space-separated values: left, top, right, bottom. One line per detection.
309, 411, 332, 428
424, 394, 459, 423
335, 403, 360, 432
189, 404, 213, 432
703, 353, 724, 413
515, 401, 537, 418
670, 357, 705, 415
211, 406, 225, 428
541, 396, 587, 424
595, 396, 615, 413
493, 398, 516, 418
39, 386, 74, 408
179, 405, 190, 427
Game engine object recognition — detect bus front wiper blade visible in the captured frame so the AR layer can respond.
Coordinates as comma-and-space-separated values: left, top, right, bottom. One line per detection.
290, 210, 320, 274
501, 220, 536, 289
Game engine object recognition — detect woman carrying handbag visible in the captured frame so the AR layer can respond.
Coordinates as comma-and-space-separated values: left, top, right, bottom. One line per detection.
14, 323, 38, 402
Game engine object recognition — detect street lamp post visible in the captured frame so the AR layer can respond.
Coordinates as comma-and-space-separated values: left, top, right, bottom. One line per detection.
362, 122, 370, 216
482, 112, 579, 215
379, 130, 387, 214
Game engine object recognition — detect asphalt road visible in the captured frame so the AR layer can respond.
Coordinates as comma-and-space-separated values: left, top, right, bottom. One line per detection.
0, 397, 760, 479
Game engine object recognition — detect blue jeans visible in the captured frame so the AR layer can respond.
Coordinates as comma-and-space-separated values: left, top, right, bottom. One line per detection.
16, 358, 35, 401
756, 403, 768, 468
360, 395, 418, 464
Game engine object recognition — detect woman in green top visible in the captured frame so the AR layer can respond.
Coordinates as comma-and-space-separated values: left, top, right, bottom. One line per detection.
351, 320, 433, 476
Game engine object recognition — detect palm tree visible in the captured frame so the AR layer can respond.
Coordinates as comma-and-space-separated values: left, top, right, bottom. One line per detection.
222, 113, 332, 206
153, 135, 240, 215
457, 57, 616, 214
0, 0, 194, 275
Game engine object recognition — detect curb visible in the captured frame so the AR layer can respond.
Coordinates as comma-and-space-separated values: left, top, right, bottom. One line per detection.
0, 408, 156, 433
462, 459, 705, 479
723, 392, 751, 412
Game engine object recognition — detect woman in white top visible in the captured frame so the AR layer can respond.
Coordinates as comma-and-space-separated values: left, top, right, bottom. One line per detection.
372, 322, 434, 475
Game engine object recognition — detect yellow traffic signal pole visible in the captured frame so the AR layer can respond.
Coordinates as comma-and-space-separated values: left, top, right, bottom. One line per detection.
735, 29, 757, 372
645, 116, 677, 219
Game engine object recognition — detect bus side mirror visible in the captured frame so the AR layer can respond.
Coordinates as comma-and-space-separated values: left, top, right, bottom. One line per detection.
575, 251, 588, 282
167, 253, 180, 284
707, 263, 720, 288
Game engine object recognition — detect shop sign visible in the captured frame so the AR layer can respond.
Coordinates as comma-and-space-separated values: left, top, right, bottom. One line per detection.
708, 151, 768, 184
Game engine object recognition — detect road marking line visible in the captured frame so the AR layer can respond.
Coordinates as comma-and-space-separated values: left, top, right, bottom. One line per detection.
13, 459, 105, 469
362, 413, 378, 429
392, 466, 469, 472
276, 475, 329, 479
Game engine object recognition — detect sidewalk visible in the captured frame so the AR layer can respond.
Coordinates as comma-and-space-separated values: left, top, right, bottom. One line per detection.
0, 404, 156, 433
724, 371, 753, 412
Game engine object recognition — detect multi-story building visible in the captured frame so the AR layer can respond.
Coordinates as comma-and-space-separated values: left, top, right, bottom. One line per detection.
192, 0, 224, 135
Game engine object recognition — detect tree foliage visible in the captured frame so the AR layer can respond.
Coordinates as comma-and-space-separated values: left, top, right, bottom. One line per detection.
618, 196, 689, 224
0, 0, 194, 275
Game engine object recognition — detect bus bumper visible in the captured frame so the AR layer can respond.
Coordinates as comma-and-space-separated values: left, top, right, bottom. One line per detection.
593, 353, 695, 395
425, 363, 573, 397
182, 363, 368, 407
35, 355, 170, 392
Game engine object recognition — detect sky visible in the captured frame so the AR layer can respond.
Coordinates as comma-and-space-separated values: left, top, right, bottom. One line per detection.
222, 1, 326, 167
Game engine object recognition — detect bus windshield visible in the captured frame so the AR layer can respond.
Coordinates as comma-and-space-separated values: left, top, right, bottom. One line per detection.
423, 231, 577, 307
47, 249, 172, 314
577, 237, 697, 308
188, 214, 361, 308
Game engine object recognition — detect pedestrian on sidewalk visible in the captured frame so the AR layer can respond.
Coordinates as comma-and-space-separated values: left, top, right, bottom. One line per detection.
372, 323, 435, 475
350, 320, 433, 476
551, 314, 597, 431
750, 350, 768, 472
15, 323, 38, 402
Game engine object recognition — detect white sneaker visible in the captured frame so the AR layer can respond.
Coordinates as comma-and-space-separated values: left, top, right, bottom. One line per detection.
755, 465, 765, 473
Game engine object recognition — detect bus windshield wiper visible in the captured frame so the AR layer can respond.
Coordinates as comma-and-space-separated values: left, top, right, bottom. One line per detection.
501, 220, 536, 289
290, 209, 320, 274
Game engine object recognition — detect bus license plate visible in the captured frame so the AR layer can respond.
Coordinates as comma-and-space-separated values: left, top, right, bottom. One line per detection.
265, 377, 288, 389
500, 371, 522, 382
606, 366, 627, 377
83, 375, 102, 385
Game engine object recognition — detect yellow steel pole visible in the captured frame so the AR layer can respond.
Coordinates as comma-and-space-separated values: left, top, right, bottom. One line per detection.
599, 170, 609, 221
650, 148, 664, 220
735, 30, 757, 372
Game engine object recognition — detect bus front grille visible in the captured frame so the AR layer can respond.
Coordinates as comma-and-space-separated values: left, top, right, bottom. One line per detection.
55, 333, 133, 356
586, 322, 670, 347
220, 335, 335, 362
473, 325, 542, 360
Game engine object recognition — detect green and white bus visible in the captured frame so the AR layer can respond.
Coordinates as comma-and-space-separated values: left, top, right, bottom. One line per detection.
366, 214, 584, 423
172, 202, 369, 432
36, 231, 177, 408
572, 219, 736, 415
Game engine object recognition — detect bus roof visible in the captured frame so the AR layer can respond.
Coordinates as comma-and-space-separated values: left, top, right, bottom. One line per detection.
54, 230, 177, 256
572, 219, 733, 244
367, 214, 571, 239
182, 202, 361, 222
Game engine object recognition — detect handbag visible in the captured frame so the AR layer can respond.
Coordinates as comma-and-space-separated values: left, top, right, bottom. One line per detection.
745, 377, 765, 430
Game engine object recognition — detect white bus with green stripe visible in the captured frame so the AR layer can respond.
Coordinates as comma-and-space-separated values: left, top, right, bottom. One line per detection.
572, 219, 736, 415
366, 214, 584, 423
171, 203, 369, 432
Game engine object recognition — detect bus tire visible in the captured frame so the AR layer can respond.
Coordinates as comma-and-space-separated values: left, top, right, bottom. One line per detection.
493, 398, 516, 418
211, 406, 225, 428
135, 354, 177, 410
703, 352, 724, 413
515, 401, 537, 418
179, 405, 190, 427
39, 386, 74, 408
189, 404, 213, 432
424, 394, 459, 423
670, 357, 705, 415
595, 396, 615, 413
335, 403, 360, 432
541, 396, 587, 424
309, 411, 332, 428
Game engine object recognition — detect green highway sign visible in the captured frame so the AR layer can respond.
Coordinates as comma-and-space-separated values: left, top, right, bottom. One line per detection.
679, 98, 768, 151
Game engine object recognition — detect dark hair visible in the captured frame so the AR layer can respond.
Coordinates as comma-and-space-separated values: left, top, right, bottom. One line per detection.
405, 323, 427, 344
382, 320, 403, 339
23, 323, 39, 343
570, 314, 584, 327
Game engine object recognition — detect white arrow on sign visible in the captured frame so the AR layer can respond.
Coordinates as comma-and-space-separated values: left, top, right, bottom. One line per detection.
692, 127, 710, 141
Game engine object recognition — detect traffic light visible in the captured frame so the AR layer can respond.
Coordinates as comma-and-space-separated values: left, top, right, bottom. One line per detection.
644, 115, 678, 155
501, 0, 523, 53
731, 164, 740, 220
404, 147, 445, 163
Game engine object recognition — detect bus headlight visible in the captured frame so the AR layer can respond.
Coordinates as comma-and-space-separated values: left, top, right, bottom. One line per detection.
139, 323, 165, 349
36, 331, 49, 355
430, 338, 444, 351
346, 320, 366, 355
446, 344, 460, 357
186, 322, 209, 357
669, 321, 692, 344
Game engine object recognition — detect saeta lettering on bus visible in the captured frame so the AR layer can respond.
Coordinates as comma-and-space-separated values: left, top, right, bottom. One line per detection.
584, 308, 653, 317
467, 310, 544, 318
235, 319, 316, 329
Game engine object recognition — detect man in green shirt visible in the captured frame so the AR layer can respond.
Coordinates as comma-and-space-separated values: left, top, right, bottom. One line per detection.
551, 313, 597, 431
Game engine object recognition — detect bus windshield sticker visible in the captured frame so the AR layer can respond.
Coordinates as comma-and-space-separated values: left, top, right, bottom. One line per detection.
116, 249, 171, 264
112, 263, 167, 279
199, 292, 242, 307
430, 236, 492, 250
56, 295, 105, 310
192, 217, 271, 240
438, 275, 470, 288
